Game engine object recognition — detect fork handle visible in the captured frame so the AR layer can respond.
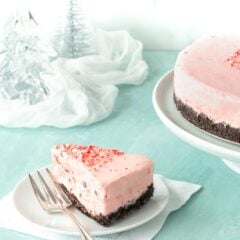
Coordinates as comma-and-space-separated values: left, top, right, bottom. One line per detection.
62, 208, 94, 240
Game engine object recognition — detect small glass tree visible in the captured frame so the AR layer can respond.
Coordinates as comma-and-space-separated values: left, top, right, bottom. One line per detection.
54, 0, 96, 58
0, 10, 56, 105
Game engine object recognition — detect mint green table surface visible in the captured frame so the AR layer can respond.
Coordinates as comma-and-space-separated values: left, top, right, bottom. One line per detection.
1, 51, 240, 240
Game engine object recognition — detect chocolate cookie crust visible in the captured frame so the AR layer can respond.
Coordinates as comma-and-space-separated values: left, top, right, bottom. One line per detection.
60, 183, 154, 226
174, 94, 240, 143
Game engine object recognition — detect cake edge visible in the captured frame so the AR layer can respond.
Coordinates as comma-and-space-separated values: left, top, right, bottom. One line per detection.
60, 183, 154, 226
174, 94, 240, 143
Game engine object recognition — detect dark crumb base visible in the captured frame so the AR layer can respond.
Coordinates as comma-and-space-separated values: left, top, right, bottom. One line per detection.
60, 183, 154, 226
174, 94, 240, 143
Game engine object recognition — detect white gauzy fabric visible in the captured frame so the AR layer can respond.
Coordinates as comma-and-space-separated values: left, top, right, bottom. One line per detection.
0, 29, 148, 128
0, 176, 201, 240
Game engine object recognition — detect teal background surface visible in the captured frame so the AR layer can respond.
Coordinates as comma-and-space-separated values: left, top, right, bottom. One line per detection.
1, 51, 240, 240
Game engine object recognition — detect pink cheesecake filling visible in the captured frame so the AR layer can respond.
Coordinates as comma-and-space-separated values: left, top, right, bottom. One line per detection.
174, 35, 240, 128
52, 144, 153, 216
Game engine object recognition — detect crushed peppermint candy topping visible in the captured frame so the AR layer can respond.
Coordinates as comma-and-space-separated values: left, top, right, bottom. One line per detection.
227, 50, 240, 69
55, 144, 124, 167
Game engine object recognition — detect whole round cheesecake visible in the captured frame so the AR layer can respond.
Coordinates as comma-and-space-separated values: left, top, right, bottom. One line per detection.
174, 35, 240, 143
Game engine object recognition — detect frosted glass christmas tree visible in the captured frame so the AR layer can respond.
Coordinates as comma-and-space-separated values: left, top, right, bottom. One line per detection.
55, 0, 96, 58
0, 10, 56, 105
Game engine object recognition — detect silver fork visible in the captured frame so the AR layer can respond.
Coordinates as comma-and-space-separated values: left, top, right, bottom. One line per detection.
28, 168, 94, 240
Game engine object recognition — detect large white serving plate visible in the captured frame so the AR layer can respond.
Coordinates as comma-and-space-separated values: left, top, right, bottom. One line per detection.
152, 70, 240, 173
13, 168, 169, 237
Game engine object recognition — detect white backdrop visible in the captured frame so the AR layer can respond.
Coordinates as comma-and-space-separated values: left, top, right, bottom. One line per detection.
0, 0, 240, 50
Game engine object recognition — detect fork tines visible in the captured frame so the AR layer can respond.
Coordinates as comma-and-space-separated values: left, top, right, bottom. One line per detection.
28, 168, 71, 211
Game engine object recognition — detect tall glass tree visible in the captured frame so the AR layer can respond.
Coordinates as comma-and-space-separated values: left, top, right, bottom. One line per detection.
0, 10, 56, 105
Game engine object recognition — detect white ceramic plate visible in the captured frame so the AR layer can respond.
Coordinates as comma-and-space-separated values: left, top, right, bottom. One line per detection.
152, 70, 240, 170
13, 169, 169, 236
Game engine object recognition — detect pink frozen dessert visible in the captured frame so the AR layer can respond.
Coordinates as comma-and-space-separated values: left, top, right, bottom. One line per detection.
52, 144, 154, 226
174, 35, 240, 143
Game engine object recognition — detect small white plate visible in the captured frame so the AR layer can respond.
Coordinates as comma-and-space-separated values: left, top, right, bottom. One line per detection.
152, 70, 240, 171
13, 169, 169, 236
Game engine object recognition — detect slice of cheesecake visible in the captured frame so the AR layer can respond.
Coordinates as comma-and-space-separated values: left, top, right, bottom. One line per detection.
51, 144, 154, 226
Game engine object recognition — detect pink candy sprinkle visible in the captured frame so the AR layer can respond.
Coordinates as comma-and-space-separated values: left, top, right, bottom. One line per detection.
58, 144, 124, 169
227, 50, 240, 69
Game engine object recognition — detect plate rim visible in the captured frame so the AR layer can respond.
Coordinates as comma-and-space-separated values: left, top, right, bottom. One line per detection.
152, 69, 240, 159
12, 169, 169, 237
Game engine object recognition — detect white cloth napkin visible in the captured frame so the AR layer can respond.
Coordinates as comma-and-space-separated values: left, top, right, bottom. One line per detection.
0, 176, 201, 240
0, 29, 148, 128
